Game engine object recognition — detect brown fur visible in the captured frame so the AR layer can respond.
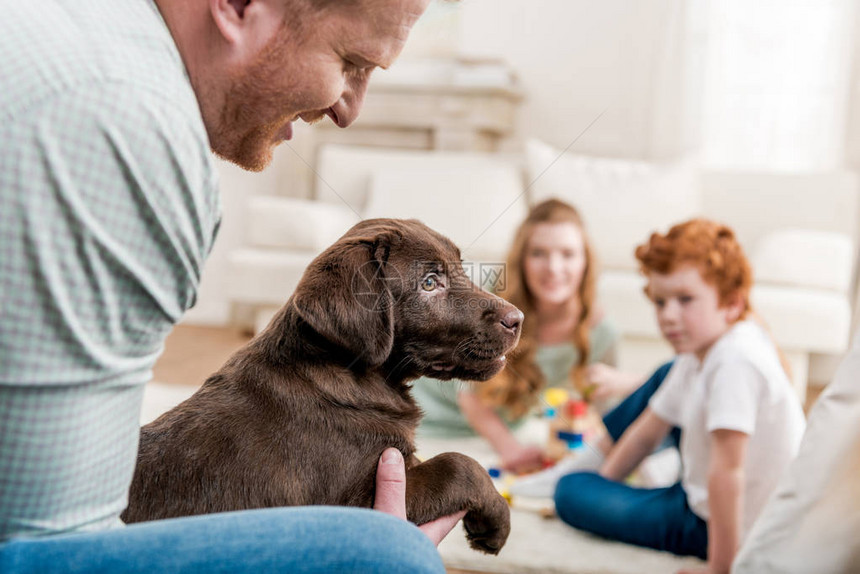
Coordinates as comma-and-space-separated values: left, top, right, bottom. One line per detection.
123, 219, 519, 554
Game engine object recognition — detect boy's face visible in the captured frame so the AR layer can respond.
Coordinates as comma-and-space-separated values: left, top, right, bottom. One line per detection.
648, 265, 739, 360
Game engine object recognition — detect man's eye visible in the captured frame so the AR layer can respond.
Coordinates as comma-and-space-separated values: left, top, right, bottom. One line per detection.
679, 295, 693, 304
421, 276, 438, 291
654, 298, 665, 308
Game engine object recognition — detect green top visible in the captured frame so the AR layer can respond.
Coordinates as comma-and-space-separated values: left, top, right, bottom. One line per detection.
412, 318, 619, 438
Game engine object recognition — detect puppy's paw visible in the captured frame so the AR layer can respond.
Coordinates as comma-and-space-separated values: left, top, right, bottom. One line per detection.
462, 492, 511, 555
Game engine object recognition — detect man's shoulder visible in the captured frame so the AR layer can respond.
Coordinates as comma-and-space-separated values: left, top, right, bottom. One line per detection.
1, 0, 196, 125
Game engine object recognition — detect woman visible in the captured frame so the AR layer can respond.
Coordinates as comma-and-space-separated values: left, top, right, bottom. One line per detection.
412, 199, 641, 472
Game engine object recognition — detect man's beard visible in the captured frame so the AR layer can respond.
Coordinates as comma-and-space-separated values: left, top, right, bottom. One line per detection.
210, 31, 294, 172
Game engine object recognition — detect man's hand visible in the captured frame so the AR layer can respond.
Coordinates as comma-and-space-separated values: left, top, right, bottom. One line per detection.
374, 447, 466, 546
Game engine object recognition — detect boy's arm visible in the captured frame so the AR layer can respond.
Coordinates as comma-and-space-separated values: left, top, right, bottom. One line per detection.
600, 408, 671, 481
457, 390, 544, 473
705, 429, 749, 574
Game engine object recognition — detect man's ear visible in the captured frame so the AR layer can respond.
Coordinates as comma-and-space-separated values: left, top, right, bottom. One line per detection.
292, 235, 397, 367
209, 0, 284, 51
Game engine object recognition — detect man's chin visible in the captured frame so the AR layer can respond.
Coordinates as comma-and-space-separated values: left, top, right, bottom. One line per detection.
212, 142, 275, 173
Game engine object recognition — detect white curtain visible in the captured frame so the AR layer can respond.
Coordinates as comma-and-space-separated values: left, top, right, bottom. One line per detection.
699, 0, 857, 172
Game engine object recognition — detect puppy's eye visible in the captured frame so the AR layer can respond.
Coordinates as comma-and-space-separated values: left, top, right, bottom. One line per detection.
421, 276, 438, 291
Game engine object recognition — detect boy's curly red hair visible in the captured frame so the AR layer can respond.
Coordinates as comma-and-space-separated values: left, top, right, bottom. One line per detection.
634, 219, 753, 319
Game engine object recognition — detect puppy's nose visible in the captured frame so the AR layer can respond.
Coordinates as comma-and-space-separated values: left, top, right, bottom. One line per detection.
500, 308, 524, 333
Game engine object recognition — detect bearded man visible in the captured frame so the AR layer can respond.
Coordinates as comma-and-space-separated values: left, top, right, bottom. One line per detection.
0, 1, 461, 572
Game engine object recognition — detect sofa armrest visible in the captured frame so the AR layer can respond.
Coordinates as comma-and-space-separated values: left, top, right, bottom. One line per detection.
246, 196, 359, 252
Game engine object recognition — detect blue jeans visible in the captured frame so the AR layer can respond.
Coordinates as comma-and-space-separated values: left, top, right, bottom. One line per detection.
554, 361, 709, 559
0, 507, 445, 574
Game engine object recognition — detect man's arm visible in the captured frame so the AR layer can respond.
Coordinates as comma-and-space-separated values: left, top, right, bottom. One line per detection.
600, 408, 671, 481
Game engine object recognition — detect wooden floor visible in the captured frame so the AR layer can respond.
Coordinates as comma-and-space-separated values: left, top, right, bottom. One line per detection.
153, 325, 251, 386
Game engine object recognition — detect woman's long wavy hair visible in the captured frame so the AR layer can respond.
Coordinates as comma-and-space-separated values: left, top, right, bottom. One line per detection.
477, 199, 598, 418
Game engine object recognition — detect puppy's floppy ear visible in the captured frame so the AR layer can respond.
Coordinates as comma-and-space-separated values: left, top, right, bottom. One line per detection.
292, 234, 396, 367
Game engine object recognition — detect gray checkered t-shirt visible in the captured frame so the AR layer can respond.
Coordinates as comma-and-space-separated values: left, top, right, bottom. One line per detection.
0, 0, 220, 540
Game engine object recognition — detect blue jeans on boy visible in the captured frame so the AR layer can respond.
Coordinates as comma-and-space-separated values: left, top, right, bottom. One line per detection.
0, 507, 445, 574
553, 361, 709, 559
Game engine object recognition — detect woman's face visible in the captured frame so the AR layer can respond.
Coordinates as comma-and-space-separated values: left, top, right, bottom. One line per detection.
522, 222, 587, 308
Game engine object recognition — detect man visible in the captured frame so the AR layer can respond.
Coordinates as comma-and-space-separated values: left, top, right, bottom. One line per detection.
0, 0, 461, 571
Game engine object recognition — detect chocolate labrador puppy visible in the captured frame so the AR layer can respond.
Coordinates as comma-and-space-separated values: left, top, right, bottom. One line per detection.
123, 218, 521, 554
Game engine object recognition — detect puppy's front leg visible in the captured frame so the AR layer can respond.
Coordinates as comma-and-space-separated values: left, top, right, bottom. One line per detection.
405, 452, 510, 554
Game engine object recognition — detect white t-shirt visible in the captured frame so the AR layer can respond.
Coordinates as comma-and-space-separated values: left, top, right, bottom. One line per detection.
649, 320, 806, 538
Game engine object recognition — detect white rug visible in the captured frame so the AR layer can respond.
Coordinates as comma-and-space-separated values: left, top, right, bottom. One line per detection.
418, 430, 705, 574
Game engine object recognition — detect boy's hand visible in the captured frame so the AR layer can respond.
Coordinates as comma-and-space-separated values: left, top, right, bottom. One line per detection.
585, 363, 643, 402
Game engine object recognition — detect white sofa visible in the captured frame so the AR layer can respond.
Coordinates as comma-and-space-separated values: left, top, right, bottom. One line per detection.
227, 142, 859, 400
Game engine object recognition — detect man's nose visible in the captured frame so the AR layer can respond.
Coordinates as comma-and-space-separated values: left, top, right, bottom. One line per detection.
329, 78, 369, 128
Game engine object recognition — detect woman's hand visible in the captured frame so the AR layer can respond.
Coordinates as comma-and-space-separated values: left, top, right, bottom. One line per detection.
374, 448, 466, 546
500, 443, 546, 474
585, 363, 643, 402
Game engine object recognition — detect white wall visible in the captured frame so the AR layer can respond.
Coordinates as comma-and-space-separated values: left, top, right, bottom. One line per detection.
457, 0, 693, 159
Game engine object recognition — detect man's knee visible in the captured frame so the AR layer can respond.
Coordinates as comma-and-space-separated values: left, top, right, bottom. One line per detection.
338, 510, 446, 574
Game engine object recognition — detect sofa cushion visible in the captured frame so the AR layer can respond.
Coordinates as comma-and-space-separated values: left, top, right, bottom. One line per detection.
597, 271, 656, 337
315, 144, 523, 213
701, 170, 859, 253
226, 249, 316, 306
752, 285, 852, 354
246, 196, 359, 251
525, 139, 701, 271
364, 165, 527, 262
751, 229, 854, 294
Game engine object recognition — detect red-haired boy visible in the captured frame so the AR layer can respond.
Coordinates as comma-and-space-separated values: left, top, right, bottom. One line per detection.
554, 219, 806, 574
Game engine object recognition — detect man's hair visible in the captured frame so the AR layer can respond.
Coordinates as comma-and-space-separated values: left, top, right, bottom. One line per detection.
635, 218, 753, 316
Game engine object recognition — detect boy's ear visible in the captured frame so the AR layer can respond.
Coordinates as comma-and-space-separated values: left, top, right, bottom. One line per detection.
724, 292, 745, 323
